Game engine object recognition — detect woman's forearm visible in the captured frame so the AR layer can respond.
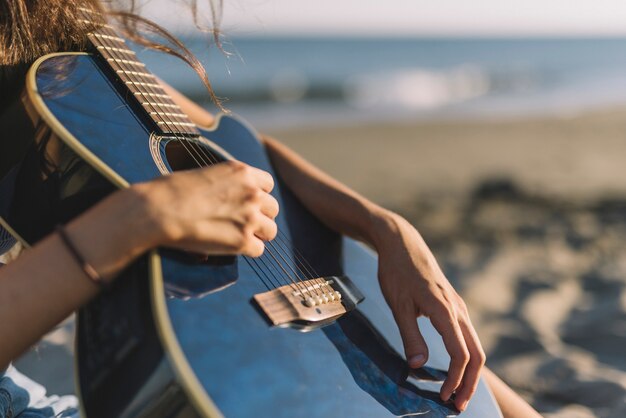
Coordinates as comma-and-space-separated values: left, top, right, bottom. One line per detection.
262, 135, 396, 248
0, 162, 279, 370
0, 188, 154, 370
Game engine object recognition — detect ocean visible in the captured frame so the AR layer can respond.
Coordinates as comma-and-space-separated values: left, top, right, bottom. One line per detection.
137, 37, 626, 129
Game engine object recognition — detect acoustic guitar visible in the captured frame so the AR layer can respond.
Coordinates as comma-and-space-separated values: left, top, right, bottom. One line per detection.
0, 10, 502, 418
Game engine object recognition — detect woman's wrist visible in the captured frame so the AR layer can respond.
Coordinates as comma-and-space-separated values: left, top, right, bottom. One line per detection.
368, 207, 405, 250
124, 183, 170, 251
63, 186, 162, 283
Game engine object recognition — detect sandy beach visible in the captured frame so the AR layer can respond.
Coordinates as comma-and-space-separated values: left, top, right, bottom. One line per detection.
13, 106, 626, 417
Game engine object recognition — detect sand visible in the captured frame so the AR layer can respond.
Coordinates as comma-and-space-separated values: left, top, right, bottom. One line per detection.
267, 108, 626, 206
13, 106, 626, 417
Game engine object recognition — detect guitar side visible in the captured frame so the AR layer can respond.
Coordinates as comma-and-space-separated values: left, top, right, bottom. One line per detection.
0, 51, 502, 418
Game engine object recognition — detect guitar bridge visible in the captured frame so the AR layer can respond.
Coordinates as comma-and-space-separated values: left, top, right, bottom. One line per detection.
253, 275, 364, 331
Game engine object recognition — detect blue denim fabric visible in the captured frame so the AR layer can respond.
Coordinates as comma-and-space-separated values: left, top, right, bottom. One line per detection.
0, 372, 30, 417
0, 366, 79, 418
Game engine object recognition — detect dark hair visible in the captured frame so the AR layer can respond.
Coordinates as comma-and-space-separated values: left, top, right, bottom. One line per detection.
0, 0, 225, 109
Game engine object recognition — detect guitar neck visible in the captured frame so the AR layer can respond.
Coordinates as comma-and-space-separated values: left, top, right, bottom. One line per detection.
80, 10, 200, 136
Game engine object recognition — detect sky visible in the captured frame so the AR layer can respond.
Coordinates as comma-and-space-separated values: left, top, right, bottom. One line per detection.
142, 0, 626, 37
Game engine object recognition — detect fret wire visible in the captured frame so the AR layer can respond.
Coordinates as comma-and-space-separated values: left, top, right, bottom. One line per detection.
90, 33, 173, 131
106, 58, 145, 67
91, 33, 125, 42
133, 91, 171, 99
142, 102, 180, 109
83, 7, 326, 290
125, 81, 162, 88
115, 69, 156, 78
79, 19, 113, 29
96, 45, 136, 55
83, 12, 180, 133
149, 111, 189, 118
156, 121, 197, 127
87, 19, 199, 135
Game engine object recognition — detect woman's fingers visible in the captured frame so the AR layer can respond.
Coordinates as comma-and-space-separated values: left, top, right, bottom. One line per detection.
240, 235, 266, 258
246, 165, 275, 193
453, 315, 486, 411
392, 301, 429, 368
253, 211, 278, 242
260, 192, 280, 219
429, 305, 470, 402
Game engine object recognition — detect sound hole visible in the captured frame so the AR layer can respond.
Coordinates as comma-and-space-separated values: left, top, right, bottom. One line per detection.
164, 138, 222, 171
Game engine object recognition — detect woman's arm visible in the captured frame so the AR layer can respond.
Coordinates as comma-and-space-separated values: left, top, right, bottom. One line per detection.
0, 162, 278, 370
0, 188, 148, 370
260, 136, 485, 412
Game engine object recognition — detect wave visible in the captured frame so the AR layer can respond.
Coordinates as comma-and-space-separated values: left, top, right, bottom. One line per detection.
344, 66, 491, 109
184, 64, 547, 111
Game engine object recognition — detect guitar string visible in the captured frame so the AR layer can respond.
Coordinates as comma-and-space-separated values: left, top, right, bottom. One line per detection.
272, 230, 326, 296
83, 10, 293, 295
95, 28, 317, 299
100, 23, 325, 296
278, 230, 321, 279
267, 231, 326, 299
249, 253, 285, 290
243, 258, 272, 291
89, 12, 334, 302
185, 147, 328, 300
104, 39, 307, 296
84, 26, 290, 297
151, 112, 322, 298
165, 120, 333, 301
174, 135, 327, 297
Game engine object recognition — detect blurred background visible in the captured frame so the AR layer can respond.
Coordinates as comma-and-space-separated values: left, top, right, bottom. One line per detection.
19, 1, 626, 417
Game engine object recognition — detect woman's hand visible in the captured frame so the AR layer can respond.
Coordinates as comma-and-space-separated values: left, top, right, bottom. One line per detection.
374, 213, 486, 412
259, 135, 485, 411
132, 161, 279, 257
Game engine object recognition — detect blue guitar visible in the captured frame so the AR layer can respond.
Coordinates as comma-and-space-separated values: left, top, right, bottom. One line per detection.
0, 14, 502, 418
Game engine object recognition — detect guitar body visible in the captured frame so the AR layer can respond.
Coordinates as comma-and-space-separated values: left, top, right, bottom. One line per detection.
0, 52, 502, 418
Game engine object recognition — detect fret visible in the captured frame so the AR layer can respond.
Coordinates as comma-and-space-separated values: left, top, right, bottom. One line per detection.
91, 33, 125, 42
115, 69, 156, 78
125, 81, 162, 88
106, 58, 145, 67
149, 111, 189, 118
96, 45, 136, 55
157, 121, 197, 128
79, 19, 113, 29
134, 91, 171, 99
82, 9, 200, 135
142, 102, 180, 109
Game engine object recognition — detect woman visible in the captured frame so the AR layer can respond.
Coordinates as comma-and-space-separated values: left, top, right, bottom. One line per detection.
0, 1, 540, 417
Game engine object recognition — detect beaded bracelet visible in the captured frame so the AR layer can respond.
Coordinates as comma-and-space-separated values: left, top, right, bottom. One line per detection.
56, 224, 106, 288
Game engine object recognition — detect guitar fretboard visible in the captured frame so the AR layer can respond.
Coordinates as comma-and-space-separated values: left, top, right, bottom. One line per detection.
80, 14, 200, 136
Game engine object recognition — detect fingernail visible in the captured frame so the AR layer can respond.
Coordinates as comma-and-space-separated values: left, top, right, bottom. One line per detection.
408, 354, 425, 367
